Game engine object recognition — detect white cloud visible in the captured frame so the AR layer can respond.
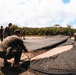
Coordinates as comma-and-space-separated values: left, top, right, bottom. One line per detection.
0, 0, 76, 28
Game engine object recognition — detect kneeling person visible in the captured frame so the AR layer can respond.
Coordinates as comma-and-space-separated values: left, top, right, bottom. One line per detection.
0, 29, 28, 66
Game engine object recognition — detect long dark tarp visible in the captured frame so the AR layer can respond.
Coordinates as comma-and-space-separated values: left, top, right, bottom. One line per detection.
0, 35, 75, 75
29, 36, 76, 75
24, 35, 69, 51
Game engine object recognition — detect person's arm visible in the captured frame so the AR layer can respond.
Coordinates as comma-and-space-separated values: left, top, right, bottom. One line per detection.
19, 40, 28, 52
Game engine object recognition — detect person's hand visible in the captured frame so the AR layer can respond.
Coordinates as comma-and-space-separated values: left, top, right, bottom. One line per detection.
26, 51, 30, 53
22, 51, 25, 53
23, 50, 30, 53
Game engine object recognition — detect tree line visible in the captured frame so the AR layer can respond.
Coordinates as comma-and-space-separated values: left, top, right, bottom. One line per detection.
10, 24, 76, 36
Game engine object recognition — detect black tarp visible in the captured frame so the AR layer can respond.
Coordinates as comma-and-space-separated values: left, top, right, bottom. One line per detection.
29, 37, 76, 75
24, 35, 69, 51
0, 35, 75, 75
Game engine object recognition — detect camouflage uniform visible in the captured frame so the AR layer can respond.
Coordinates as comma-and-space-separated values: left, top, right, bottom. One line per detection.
0, 35, 28, 64
4, 26, 12, 38
0, 26, 4, 42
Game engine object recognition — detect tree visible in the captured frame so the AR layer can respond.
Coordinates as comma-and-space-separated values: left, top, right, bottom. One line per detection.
54, 24, 60, 28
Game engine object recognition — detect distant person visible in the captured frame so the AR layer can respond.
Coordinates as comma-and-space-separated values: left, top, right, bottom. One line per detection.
74, 33, 76, 46
68, 32, 71, 39
0, 26, 4, 42
4, 23, 12, 38
0, 29, 28, 66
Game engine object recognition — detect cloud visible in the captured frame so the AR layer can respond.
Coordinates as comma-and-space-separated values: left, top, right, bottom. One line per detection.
0, 0, 76, 28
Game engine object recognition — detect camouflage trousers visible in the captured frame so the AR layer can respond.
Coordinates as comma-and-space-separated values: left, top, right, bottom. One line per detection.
0, 46, 22, 63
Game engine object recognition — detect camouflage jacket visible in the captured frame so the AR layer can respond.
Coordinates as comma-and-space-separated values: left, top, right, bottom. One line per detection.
0, 35, 28, 52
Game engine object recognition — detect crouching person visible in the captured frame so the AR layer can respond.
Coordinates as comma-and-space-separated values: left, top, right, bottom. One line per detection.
0, 29, 28, 66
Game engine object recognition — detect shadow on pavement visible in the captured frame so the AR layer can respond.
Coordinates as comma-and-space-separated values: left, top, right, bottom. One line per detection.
1, 61, 30, 75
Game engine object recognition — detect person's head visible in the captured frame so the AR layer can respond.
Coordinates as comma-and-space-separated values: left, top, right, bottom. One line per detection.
8, 23, 12, 27
14, 29, 21, 37
1, 26, 3, 29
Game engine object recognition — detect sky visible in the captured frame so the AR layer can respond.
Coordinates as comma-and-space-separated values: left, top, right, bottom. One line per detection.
0, 0, 76, 28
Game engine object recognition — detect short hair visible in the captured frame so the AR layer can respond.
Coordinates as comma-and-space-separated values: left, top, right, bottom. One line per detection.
8, 23, 12, 27
14, 29, 21, 34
